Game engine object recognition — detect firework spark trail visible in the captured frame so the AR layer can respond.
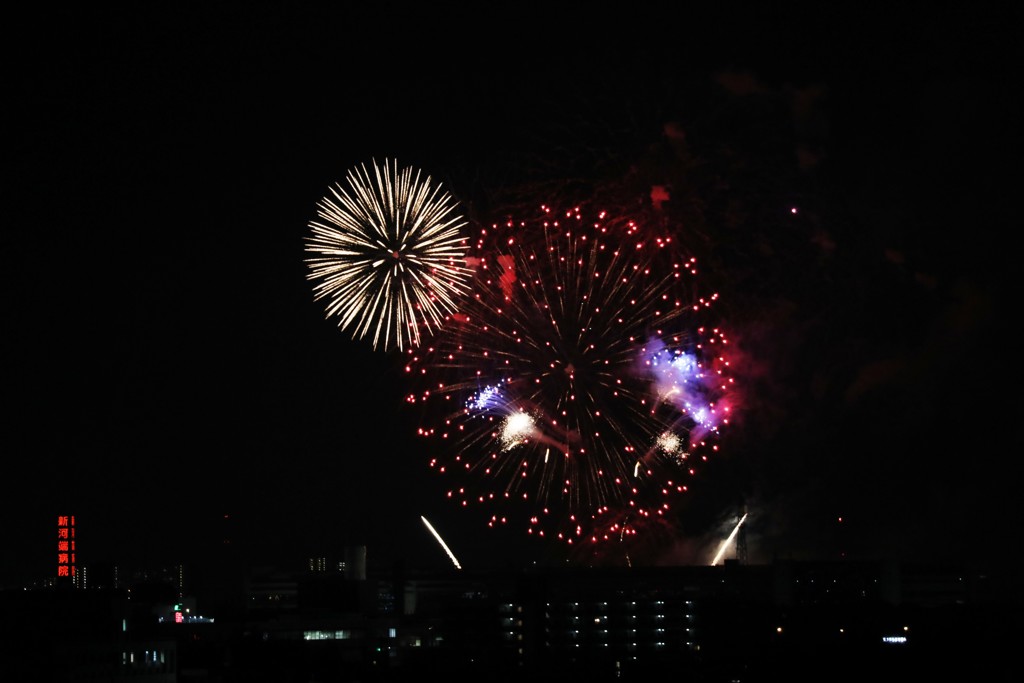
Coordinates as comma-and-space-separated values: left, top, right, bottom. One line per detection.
711, 512, 748, 566
406, 205, 737, 547
305, 158, 474, 352
421, 515, 462, 569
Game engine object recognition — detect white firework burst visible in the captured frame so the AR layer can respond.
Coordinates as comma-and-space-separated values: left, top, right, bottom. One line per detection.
305, 158, 473, 351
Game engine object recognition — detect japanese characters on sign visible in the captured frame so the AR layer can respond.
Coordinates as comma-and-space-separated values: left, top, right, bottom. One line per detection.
57, 515, 76, 581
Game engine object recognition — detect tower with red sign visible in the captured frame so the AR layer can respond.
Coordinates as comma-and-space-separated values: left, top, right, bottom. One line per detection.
56, 515, 76, 587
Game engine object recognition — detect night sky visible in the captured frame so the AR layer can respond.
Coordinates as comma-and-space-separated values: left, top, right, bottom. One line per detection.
4, 6, 1019, 588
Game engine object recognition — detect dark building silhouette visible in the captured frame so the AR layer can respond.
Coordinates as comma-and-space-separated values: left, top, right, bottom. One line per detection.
3, 549, 1018, 682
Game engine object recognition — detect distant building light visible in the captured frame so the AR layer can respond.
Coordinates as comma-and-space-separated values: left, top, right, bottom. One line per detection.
303, 630, 353, 641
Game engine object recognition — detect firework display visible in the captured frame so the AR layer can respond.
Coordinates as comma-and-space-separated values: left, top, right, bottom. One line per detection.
305, 159, 473, 352
405, 205, 736, 547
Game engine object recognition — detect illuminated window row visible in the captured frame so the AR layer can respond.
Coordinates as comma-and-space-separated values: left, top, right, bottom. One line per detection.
304, 630, 353, 640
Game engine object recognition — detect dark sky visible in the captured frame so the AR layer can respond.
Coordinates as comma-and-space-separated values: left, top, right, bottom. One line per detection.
4, 6, 1019, 587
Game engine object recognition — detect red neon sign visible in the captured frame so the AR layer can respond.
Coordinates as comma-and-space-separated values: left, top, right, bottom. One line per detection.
57, 515, 76, 582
